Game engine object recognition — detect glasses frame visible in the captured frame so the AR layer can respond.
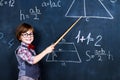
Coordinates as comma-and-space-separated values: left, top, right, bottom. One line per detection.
21, 32, 34, 38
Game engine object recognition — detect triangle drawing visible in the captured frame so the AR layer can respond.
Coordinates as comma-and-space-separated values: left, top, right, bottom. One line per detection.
65, 0, 114, 19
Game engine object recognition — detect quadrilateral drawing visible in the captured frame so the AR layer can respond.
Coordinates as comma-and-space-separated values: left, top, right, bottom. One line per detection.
46, 39, 82, 63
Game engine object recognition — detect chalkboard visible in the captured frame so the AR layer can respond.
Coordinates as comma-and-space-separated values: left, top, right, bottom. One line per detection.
0, 0, 120, 80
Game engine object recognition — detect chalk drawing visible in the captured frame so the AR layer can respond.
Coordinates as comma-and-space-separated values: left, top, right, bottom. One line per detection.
65, 0, 114, 19
46, 39, 82, 63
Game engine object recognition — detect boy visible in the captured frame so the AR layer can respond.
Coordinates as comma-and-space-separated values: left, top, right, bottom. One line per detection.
15, 23, 55, 80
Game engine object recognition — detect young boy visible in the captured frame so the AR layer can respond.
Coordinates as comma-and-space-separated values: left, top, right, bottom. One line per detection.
15, 23, 55, 80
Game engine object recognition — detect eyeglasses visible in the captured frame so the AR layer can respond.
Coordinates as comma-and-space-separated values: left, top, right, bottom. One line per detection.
21, 33, 34, 37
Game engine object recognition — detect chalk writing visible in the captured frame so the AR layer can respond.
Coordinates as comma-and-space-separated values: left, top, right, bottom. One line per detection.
20, 6, 42, 21
110, 0, 117, 3
41, 0, 61, 8
0, 32, 4, 39
0, 0, 15, 7
86, 48, 113, 61
75, 30, 102, 46
0, 32, 14, 48
8, 38, 14, 48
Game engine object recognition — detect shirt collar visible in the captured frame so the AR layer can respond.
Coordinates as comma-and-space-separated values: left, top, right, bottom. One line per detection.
21, 42, 29, 47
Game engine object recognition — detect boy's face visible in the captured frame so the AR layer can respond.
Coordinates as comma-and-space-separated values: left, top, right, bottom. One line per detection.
20, 29, 34, 44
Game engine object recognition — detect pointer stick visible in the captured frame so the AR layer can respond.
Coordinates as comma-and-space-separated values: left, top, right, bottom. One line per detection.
54, 16, 82, 46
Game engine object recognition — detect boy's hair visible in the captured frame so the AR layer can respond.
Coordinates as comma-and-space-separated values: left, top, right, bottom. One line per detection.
16, 23, 34, 41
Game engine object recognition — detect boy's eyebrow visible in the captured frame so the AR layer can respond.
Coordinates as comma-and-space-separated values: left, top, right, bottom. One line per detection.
23, 32, 33, 34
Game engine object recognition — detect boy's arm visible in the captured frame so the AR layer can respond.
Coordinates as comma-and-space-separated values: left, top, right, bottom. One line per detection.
32, 44, 54, 64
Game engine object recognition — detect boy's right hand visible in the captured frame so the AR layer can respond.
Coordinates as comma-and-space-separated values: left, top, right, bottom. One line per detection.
45, 44, 55, 54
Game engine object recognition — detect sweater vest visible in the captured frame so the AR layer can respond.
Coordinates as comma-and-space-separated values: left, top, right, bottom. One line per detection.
15, 45, 40, 79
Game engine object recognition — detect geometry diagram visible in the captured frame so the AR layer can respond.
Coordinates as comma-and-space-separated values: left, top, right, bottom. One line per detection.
65, 0, 114, 19
46, 39, 82, 63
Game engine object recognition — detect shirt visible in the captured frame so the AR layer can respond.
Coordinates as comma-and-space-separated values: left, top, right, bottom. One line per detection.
17, 42, 35, 64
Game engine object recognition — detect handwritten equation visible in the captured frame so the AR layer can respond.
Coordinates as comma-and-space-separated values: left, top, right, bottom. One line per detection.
75, 30, 102, 47
20, 6, 42, 21
86, 48, 113, 62
0, 0, 15, 7
20, 0, 61, 21
41, 0, 61, 8
74, 30, 113, 62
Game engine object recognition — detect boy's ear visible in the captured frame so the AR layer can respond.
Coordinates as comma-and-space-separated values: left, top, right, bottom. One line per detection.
18, 36, 22, 41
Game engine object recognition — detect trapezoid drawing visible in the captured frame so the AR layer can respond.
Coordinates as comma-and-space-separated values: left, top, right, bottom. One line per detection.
46, 40, 82, 63
65, 0, 114, 19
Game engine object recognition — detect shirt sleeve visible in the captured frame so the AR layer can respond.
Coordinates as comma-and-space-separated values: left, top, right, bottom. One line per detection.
17, 48, 35, 64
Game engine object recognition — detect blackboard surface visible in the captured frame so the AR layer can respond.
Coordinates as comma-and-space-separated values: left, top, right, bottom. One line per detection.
0, 0, 120, 80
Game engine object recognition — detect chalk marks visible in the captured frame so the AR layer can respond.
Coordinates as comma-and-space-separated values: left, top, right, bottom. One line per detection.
0, 0, 15, 7
41, 0, 61, 8
0, 32, 14, 48
46, 39, 82, 63
65, 0, 114, 19
75, 30, 113, 62
46, 30, 114, 64
75, 30, 102, 47
0, 32, 4, 39
110, 0, 117, 3
20, 6, 42, 21
19, 0, 62, 21
0, 0, 62, 8
8, 38, 14, 48
86, 48, 113, 62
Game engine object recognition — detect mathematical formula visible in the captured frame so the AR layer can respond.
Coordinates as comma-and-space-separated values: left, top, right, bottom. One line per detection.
74, 30, 113, 62
41, 0, 61, 8
19, 0, 62, 21
86, 48, 113, 62
20, 6, 42, 21
0, 32, 14, 48
0, 0, 15, 7
75, 30, 102, 47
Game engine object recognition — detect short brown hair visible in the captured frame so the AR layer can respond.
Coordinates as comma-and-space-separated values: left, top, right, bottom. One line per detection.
16, 23, 34, 41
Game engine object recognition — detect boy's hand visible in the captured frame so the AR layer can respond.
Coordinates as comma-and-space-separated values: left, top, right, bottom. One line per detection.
45, 44, 55, 54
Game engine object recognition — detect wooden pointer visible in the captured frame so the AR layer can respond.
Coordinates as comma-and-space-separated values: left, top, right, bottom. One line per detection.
54, 16, 82, 46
